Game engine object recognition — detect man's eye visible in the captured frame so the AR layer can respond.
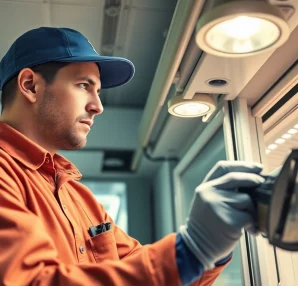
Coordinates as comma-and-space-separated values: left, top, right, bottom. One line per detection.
79, 83, 88, 89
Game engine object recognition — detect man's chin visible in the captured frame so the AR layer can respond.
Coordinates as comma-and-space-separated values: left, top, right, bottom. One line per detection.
61, 139, 87, 150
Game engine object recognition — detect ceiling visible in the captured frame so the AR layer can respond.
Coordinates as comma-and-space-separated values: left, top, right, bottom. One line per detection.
0, 0, 177, 109
131, 0, 298, 172
0, 0, 177, 178
1, 0, 297, 179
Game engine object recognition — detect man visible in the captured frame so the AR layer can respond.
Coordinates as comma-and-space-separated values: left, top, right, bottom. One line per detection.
0, 27, 264, 285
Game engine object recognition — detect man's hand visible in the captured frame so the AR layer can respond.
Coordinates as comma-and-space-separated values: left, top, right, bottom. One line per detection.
179, 161, 265, 270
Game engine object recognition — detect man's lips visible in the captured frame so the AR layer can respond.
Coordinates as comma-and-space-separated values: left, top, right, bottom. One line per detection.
80, 120, 93, 127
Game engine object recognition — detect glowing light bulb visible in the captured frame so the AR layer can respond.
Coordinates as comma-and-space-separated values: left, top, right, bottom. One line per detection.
268, 144, 277, 150
205, 16, 280, 54
275, 138, 286, 144
173, 103, 210, 116
282, 133, 292, 139
288, 129, 297, 135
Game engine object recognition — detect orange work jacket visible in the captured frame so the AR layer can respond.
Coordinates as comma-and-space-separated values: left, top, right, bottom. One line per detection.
0, 121, 228, 285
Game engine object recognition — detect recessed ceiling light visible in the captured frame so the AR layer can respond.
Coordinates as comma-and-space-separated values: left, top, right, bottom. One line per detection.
275, 138, 286, 144
168, 93, 216, 118
195, 1, 290, 57
282, 133, 292, 139
288, 129, 298, 135
268, 144, 277, 150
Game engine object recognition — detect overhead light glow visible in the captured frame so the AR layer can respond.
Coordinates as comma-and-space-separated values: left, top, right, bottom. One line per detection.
168, 93, 216, 118
173, 103, 210, 117
205, 16, 280, 54
288, 129, 298, 135
221, 16, 261, 39
275, 138, 286, 144
268, 144, 277, 150
267, 122, 298, 154
195, 1, 290, 57
282, 133, 292, 139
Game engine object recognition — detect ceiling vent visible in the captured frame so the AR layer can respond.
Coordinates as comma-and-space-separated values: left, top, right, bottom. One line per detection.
101, 0, 121, 56
102, 150, 134, 172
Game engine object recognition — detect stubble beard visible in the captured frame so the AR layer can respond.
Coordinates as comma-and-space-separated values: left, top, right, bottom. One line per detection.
36, 89, 87, 151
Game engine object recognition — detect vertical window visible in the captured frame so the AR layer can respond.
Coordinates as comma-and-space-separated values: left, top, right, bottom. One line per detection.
262, 100, 298, 285
82, 181, 128, 233
174, 112, 245, 285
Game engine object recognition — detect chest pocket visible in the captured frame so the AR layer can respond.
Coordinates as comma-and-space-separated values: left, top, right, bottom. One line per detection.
88, 230, 119, 262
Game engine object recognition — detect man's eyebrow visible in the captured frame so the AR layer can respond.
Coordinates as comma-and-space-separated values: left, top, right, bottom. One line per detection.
76, 76, 101, 93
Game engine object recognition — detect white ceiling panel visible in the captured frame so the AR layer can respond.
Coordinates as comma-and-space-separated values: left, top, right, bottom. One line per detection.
50, 3, 104, 51
182, 51, 274, 101
239, 27, 298, 107
0, 2, 45, 58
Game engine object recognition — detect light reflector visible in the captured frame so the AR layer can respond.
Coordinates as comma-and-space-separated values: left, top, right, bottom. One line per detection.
196, 1, 290, 57
168, 94, 216, 118
206, 16, 280, 54
173, 102, 210, 117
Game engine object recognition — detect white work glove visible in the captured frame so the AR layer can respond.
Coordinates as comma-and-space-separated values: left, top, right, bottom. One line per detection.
180, 161, 265, 270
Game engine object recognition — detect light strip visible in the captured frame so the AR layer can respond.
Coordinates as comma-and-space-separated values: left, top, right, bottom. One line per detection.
266, 122, 297, 154
168, 93, 216, 118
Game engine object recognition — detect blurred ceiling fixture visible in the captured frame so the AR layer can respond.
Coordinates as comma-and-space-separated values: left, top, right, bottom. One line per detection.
168, 93, 216, 118
195, 0, 291, 57
105, 5, 121, 17
265, 122, 298, 154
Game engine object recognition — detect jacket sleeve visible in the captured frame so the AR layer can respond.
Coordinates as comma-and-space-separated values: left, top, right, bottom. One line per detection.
175, 231, 231, 286
111, 218, 230, 286
191, 260, 231, 286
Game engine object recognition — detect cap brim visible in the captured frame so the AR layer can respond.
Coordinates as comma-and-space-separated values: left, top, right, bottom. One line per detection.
57, 56, 135, 89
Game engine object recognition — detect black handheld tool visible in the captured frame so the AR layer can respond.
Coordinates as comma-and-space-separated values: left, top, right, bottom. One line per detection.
238, 149, 298, 251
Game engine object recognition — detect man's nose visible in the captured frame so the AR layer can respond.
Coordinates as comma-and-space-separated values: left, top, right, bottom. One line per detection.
87, 95, 104, 115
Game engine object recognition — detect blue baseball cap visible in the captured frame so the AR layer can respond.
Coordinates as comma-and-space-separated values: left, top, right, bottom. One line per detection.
0, 27, 135, 90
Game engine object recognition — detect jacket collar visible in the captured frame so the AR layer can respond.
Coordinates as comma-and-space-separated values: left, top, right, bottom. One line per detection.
0, 121, 81, 178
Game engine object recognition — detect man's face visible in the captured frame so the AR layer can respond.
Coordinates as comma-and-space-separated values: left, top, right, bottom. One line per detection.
35, 62, 103, 151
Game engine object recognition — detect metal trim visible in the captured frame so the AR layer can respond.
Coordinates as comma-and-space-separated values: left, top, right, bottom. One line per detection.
223, 99, 254, 286
227, 97, 281, 286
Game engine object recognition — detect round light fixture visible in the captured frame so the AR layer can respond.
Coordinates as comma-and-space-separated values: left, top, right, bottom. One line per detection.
168, 94, 216, 118
196, 1, 290, 57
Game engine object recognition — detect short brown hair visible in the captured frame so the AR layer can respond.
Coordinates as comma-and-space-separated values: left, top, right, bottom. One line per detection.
1, 62, 69, 113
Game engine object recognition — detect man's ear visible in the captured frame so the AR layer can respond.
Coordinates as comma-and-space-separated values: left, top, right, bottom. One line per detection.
17, 68, 45, 103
